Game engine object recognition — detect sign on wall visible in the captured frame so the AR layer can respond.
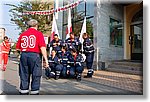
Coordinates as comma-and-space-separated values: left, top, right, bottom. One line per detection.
44, 36, 49, 44
0, 28, 5, 42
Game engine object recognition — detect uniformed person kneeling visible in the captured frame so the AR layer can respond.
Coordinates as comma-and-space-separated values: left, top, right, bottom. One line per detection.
59, 45, 70, 78
45, 49, 62, 80
68, 48, 84, 81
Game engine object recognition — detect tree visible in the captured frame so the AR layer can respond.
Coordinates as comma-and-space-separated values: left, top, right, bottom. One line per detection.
72, 9, 94, 40
6, 1, 53, 35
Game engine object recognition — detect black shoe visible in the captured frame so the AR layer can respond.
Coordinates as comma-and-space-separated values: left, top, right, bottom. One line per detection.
19, 92, 29, 95
45, 77, 50, 80
76, 74, 81, 81
30, 93, 39, 95
55, 76, 59, 80
1, 69, 5, 71
84, 75, 92, 78
84, 71, 93, 78
77, 77, 81, 81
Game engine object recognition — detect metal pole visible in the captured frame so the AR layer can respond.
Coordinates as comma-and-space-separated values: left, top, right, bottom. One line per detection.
72, 6, 74, 32
85, 0, 86, 17
97, 47, 99, 71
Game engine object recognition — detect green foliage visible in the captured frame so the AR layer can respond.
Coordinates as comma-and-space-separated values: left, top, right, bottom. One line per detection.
73, 8, 93, 40
11, 43, 16, 49
6, 1, 53, 35
86, 20, 93, 40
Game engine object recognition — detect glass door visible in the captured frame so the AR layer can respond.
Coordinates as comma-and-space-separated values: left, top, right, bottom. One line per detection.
130, 24, 143, 60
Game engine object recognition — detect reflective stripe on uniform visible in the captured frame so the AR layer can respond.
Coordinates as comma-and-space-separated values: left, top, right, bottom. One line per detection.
51, 72, 55, 75
56, 71, 61, 75
62, 58, 68, 60
85, 50, 95, 53
88, 69, 94, 72
2, 51, 9, 53
19, 89, 29, 94
86, 45, 93, 48
30, 90, 39, 94
89, 69, 94, 71
56, 71, 60, 73
48, 60, 54, 63
88, 71, 93, 74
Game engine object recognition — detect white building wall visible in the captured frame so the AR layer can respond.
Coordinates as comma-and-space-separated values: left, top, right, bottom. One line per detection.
95, 0, 124, 62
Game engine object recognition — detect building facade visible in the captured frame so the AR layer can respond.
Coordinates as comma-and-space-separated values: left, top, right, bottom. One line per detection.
0, 28, 5, 42
55, 0, 143, 69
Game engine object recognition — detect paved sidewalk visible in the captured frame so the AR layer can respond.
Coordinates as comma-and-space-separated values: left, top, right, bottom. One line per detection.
83, 70, 143, 94
0, 59, 143, 95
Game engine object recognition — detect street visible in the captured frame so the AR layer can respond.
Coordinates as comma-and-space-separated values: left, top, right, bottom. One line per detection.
0, 55, 143, 95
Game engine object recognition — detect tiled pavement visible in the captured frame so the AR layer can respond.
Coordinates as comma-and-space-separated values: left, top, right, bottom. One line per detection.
0, 59, 143, 95
83, 70, 143, 94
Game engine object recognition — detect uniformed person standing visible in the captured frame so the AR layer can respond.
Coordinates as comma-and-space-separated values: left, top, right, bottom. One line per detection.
65, 32, 81, 53
16, 19, 49, 95
1, 36, 11, 71
82, 33, 95, 78
48, 34, 63, 58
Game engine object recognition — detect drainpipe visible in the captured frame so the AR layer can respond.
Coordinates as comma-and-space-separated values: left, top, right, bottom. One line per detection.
97, 47, 99, 71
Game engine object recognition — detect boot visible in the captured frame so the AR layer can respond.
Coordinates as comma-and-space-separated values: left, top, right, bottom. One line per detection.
55, 71, 60, 80
3, 65, 7, 71
76, 73, 81, 81
19, 92, 29, 95
55, 75, 59, 80
84, 69, 94, 78
30, 93, 39, 95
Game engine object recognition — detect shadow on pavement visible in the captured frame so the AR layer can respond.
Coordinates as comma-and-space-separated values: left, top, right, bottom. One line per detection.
1, 80, 19, 95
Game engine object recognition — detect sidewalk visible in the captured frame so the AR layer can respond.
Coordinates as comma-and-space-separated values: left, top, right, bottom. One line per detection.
83, 69, 143, 94
1, 59, 143, 95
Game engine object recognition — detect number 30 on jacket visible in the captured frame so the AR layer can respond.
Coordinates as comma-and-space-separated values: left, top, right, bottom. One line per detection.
21, 35, 36, 48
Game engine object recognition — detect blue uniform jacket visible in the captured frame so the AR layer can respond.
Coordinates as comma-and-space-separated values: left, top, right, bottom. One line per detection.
83, 38, 95, 54
48, 56, 60, 70
48, 39, 63, 53
68, 54, 84, 68
59, 51, 70, 66
65, 37, 81, 52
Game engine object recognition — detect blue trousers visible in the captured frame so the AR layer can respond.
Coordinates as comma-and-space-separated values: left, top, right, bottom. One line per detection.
86, 52, 94, 69
19, 52, 42, 94
68, 66, 83, 78
61, 65, 67, 78
76, 66, 83, 73
45, 67, 51, 78
45, 64, 62, 78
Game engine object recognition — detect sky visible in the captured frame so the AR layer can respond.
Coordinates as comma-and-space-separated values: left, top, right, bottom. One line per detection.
0, 0, 22, 42
0, 0, 143, 42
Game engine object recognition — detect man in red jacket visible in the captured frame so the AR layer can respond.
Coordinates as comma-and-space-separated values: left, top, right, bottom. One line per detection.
1, 36, 11, 71
16, 19, 49, 95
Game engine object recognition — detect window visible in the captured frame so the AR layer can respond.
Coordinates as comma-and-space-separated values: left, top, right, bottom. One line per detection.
62, 0, 95, 40
110, 18, 123, 46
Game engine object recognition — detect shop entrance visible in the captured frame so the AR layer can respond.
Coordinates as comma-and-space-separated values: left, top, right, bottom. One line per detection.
130, 9, 143, 60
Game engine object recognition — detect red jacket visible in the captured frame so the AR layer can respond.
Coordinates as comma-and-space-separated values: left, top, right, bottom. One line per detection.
2, 41, 11, 54
16, 28, 46, 53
